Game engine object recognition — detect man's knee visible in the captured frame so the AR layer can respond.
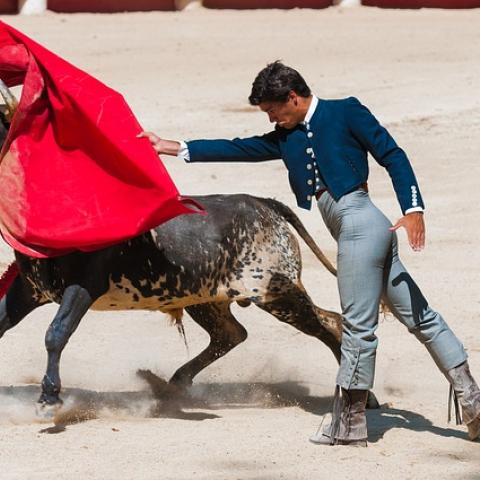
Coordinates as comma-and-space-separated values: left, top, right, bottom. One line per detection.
406, 307, 447, 341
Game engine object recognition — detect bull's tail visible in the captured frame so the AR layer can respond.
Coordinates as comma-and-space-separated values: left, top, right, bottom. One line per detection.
0, 261, 19, 300
166, 308, 190, 355
260, 198, 337, 276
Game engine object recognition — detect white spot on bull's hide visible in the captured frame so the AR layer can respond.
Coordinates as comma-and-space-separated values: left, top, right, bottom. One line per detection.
150, 229, 160, 246
25, 275, 47, 304
91, 275, 166, 311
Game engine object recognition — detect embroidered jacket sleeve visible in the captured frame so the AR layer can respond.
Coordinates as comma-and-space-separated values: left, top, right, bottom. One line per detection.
345, 97, 425, 215
184, 130, 281, 163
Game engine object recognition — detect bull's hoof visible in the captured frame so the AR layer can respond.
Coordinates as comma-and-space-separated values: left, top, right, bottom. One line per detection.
36, 400, 63, 419
168, 379, 193, 392
138, 369, 186, 400
167, 372, 194, 390
366, 391, 380, 410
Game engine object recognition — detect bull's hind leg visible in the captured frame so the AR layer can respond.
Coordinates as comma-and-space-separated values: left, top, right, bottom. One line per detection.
0, 276, 47, 338
257, 283, 380, 409
38, 285, 93, 414
169, 301, 247, 387
257, 283, 342, 363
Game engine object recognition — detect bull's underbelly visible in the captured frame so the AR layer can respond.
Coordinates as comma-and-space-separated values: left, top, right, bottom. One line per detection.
89, 274, 271, 312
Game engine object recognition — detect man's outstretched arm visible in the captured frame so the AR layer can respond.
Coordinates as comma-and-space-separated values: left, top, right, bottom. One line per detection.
138, 130, 281, 163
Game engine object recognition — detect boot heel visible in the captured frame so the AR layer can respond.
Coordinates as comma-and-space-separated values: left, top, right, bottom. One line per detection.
446, 361, 480, 441
309, 387, 368, 446
467, 416, 480, 441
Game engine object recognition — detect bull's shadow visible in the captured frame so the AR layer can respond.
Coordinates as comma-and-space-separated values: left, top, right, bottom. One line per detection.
0, 383, 220, 433
0, 378, 334, 434
0, 378, 469, 442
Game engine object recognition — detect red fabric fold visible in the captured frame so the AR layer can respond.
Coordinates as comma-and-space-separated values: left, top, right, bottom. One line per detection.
0, 22, 201, 258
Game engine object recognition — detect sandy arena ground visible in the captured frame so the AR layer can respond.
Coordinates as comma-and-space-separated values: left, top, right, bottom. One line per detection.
0, 6, 479, 479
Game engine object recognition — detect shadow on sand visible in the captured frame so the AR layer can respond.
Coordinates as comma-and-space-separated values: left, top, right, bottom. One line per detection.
366, 406, 468, 443
0, 373, 470, 443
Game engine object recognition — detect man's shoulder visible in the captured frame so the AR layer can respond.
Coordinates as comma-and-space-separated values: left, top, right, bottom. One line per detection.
311, 97, 363, 125
320, 96, 361, 108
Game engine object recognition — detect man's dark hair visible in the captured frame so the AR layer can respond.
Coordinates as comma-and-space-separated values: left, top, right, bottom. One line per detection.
248, 61, 311, 106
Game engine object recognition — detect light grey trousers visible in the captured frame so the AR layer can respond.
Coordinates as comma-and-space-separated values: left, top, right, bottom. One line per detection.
317, 188, 467, 390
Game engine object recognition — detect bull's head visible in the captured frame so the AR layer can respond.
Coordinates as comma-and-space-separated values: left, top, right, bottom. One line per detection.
0, 79, 18, 148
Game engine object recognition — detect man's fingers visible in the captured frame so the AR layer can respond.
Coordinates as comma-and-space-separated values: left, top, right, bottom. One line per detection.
407, 228, 416, 250
137, 131, 161, 143
389, 219, 403, 231
410, 226, 426, 252
413, 216, 426, 251
136, 131, 152, 139
411, 234, 421, 251
417, 230, 426, 250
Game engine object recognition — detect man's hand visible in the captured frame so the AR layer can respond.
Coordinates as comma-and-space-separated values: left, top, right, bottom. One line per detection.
390, 212, 425, 252
137, 131, 181, 156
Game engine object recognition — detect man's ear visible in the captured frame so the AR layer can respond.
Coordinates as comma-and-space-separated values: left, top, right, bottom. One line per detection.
289, 90, 298, 106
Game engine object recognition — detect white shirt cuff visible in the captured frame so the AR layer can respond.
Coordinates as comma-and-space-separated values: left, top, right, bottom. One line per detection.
405, 207, 424, 215
178, 141, 190, 162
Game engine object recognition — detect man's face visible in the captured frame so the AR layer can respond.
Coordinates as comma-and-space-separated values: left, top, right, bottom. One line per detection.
259, 91, 304, 130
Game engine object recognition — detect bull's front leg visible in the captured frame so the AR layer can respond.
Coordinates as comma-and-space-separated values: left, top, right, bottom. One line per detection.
0, 275, 47, 339
37, 285, 93, 416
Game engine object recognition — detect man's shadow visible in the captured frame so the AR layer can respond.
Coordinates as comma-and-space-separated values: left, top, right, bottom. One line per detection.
366, 405, 467, 443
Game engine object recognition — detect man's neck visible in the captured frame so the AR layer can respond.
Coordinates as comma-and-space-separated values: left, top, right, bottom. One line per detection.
299, 95, 313, 122
302, 95, 318, 125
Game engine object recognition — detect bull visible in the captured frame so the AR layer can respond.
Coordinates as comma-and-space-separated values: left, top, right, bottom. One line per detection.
0, 82, 376, 415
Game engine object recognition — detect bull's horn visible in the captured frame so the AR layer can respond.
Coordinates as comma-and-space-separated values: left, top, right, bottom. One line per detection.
0, 78, 18, 122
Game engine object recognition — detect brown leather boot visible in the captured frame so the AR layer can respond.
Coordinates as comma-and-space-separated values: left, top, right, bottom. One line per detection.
309, 387, 368, 446
446, 361, 480, 441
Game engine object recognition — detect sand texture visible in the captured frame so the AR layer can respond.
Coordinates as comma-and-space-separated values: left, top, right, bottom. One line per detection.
0, 7, 479, 479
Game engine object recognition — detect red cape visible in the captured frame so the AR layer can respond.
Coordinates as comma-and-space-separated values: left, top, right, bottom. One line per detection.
0, 22, 201, 258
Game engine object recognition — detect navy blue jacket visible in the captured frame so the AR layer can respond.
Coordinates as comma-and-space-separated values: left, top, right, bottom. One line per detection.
186, 97, 424, 214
